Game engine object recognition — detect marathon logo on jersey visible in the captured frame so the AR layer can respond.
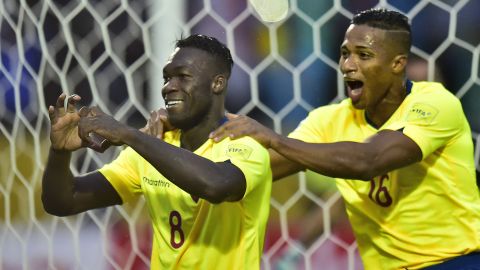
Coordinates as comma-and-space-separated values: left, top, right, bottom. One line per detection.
227, 144, 253, 160
406, 103, 438, 124
143, 176, 170, 188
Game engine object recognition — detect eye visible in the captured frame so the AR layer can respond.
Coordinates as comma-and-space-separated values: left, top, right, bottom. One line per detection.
179, 73, 190, 80
163, 76, 170, 84
359, 52, 372, 59
340, 49, 349, 58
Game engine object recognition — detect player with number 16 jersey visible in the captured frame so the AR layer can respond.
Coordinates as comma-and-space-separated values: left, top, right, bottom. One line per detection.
288, 80, 480, 269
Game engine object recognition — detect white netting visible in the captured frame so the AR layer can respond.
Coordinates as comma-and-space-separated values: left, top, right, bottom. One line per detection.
1, 0, 479, 269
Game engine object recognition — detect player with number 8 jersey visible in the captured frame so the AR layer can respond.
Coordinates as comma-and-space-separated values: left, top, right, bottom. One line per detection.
99, 131, 271, 269
41, 34, 272, 270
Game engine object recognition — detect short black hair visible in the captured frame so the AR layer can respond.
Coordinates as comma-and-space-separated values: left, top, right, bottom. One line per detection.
175, 34, 234, 78
352, 8, 411, 52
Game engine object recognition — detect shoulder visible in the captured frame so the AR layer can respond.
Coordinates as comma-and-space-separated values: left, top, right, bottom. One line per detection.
214, 137, 272, 189
403, 81, 467, 131
410, 81, 460, 105
219, 136, 269, 162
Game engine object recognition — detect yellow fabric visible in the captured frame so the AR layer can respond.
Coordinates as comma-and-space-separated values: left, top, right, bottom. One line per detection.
289, 81, 480, 269
99, 130, 272, 270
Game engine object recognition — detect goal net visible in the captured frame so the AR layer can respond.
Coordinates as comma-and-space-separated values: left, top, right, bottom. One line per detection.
1, 0, 479, 269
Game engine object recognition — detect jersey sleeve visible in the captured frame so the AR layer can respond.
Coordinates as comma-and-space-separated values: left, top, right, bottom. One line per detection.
98, 147, 143, 203
386, 92, 466, 159
220, 137, 272, 198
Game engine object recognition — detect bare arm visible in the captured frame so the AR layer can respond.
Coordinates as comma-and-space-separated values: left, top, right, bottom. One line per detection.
78, 107, 246, 204
42, 94, 121, 216
269, 129, 422, 180
143, 110, 302, 181
268, 149, 303, 181
42, 149, 122, 216
210, 114, 422, 181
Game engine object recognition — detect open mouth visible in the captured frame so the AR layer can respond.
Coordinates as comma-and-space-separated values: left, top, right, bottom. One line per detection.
345, 80, 364, 103
346, 80, 363, 91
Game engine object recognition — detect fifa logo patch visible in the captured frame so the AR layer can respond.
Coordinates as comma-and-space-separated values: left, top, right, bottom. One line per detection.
226, 144, 253, 160
406, 103, 438, 124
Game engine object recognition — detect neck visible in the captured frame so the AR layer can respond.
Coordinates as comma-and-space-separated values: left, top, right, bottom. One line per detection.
180, 109, 225, 151
366, 79, 408, 128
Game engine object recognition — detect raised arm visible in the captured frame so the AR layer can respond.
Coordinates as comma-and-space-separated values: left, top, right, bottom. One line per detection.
42, 94, 122, 216
210, 114, 422, 181
77, 107, 247, 204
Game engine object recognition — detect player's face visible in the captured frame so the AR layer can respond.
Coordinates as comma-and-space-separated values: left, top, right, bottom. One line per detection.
339, 24, 396, 110
162, 47, 215, 129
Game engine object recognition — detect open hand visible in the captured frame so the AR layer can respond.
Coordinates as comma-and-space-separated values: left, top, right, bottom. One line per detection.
140, 108, 174, 139
48, 93, 85, 151
209, 113, 278, 148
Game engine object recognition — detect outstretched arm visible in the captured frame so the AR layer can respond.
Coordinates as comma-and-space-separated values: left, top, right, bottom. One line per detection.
269, 129, 421, 180
78, 107, 246, 204
210, 114, 422, 181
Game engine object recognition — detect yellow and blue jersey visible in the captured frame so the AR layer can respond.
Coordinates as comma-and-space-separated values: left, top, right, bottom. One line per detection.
289, 81, 480, 269
99, 130, 272, 270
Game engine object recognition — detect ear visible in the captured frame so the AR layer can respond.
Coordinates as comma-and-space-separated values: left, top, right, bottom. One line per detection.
211, 74, 227, 95
392, 54, 408, 74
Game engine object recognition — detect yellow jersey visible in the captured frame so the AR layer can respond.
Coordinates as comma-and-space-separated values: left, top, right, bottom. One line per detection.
289, 81, 480, 269
99, 130, 272, 270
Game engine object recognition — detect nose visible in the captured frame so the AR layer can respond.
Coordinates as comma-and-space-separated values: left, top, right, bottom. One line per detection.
340, 55, 357, 75
162, 77, 178, 98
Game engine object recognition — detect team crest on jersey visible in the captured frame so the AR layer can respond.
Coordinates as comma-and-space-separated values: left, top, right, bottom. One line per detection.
226, 144, 253, 160
406, 103, 438, 124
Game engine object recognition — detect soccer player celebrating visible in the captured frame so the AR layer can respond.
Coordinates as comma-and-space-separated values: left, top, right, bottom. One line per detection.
210, 8, 480, 269
42, 34, 272, 270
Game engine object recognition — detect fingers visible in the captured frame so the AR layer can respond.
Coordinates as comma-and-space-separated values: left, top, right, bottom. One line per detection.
158, 108, 168, 118
210, 115, 260, 142
55, 93, 67, 109
147, 116, 155, 136
89, 106, 103, 116
158, 109, 174, 133
210, 121, 239, 142
64, 95, 80, 112
78, 106, 90, 117
146, 110, 156, 136
48, 105, 56, 122
154, 111, 165, 139
149, 110, 158, 136
140, 109, 171, 139
53, 93, 82, 119
78, 106, 96, 144
77, 112, 90, 142
49, 93, 80, 124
